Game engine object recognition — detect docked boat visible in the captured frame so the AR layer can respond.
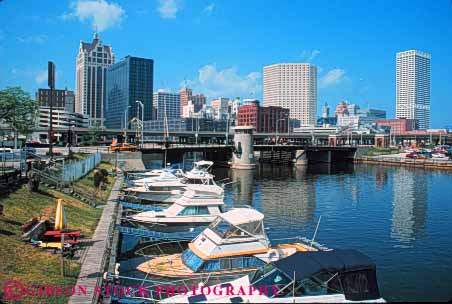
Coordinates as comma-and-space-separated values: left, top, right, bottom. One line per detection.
135, 208, 321, 278
162, 249, 385, 303
129, 161, 213, 187
124, 171, 223, 204
127, 190, 224, 232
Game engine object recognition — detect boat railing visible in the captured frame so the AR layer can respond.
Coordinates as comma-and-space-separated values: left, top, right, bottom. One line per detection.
134, 239, 188, 258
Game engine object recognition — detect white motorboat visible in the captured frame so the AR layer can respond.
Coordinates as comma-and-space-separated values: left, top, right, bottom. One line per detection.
162, 249, 385, 303
127, 190, 224, 232
135, 208, 320, 278
124, 171, 223, 204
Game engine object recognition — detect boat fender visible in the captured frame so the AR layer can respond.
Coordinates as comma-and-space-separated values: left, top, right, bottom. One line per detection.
267, 249, 280, 262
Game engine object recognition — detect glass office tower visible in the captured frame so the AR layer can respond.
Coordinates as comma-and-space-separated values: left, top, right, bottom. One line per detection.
105, 56, 154, 129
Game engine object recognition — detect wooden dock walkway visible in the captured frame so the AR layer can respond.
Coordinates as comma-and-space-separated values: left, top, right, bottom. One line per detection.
69, 177, 122, 304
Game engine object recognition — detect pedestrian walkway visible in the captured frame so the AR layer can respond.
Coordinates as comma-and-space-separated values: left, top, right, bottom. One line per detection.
69, 177, 122, 304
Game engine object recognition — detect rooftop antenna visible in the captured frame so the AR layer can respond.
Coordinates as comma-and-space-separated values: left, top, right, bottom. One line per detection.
93, 24, 99, 40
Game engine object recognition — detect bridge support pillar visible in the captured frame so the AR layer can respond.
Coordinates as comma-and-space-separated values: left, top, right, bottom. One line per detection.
231, 126, 256, 170
294, 150, 308, 166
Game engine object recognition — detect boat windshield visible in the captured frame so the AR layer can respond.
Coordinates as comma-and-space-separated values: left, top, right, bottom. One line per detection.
249, 264, 292, 297
181, 249, 204, 271
210, 218, 249, 239
249, 265, 346, 298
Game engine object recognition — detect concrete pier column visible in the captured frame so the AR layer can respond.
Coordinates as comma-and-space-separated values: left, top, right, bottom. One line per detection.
294, 149, 308, 166
231, 126, 256, 170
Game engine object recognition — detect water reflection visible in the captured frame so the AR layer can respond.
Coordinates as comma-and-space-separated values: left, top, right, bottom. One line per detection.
229, 169, 255, 206
391, 168, 428, 245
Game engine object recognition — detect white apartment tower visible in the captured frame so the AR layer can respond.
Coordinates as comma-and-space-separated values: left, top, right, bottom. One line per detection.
75, 32, 114, 127
396, 50, 431, 130
263, 63, 317, 126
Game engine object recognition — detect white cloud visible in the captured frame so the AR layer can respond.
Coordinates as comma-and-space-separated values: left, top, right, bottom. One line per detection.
319, 68, 346, 88
63, 0, 125, 32
299, 49, 320, 62
203, 3, 215, 15
35, 70, 48, 85
157, 0, 183, 19
183, 64, 261, 99
17, 35, 47, 44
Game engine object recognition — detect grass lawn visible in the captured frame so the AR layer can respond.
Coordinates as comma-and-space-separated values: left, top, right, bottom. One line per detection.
366, 147, 401, 156
72, 161, 115, 203
0, 186, 103, 303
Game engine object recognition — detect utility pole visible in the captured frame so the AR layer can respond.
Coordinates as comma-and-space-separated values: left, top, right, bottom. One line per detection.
48, 61, 55, 158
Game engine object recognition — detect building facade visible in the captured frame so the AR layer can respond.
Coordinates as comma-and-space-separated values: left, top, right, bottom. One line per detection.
192, 94, 206, 112
36, 107, 88, 129
396, 50, 431, 130
36, 88, 75, 112
75, 32, 114, 127
210, 97, 230, 120
153, 90, 180, 120
105, 56, 154, 129
263, 63, 317, 126
376, 118, 417, 135
179, 87, 192, 116
237, 101, 289, 133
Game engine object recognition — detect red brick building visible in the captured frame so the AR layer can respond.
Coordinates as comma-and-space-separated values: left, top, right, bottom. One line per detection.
376, 118, 417, 134
237, 102, 289, 133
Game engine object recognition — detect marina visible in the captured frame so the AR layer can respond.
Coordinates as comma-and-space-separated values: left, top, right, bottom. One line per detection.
110, 160, 452, 302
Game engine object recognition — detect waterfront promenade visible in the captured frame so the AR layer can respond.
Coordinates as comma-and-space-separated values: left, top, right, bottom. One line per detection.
69, 177, 122, 304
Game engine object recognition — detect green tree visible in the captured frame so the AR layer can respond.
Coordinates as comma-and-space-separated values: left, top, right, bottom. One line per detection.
0, 87, 38, 147
87, 125, 101, 146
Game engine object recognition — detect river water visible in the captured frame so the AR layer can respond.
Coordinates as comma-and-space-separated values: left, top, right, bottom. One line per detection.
210, 163, 452, 302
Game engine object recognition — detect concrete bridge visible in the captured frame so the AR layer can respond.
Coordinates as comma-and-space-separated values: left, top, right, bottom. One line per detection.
133, 128, 357, 168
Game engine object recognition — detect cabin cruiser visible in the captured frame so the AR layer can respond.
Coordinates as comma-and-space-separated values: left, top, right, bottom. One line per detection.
127, 190, 224, 232
124, 172, 223, 204
136, 208, 320, 278
161, 249, 385, 303
129, 161, 213, 187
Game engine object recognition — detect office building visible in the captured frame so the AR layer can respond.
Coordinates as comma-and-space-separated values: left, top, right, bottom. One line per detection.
211, 97, 230, 120
396, 50, 431, 130
36, 88, 75, 112
105, 56, 154, 129
263, 63, 317, 126
237, 101, 290, 133
376, 118, 417, 135
153, 90, 180, 120
75, 32, 114, 127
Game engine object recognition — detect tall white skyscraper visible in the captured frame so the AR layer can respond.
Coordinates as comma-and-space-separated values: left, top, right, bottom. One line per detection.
396, 50, 431, 130
75, 32, 114, 127
263, 63, 317, 126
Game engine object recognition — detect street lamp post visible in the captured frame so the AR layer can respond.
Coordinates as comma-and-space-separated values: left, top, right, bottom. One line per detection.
136, 100, 144, 148
124, 105, 131, 143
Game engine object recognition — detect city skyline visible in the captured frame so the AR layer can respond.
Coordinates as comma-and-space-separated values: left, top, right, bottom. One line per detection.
0, 0, 451, 127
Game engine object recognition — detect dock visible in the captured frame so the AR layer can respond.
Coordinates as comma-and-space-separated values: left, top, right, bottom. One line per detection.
69, 177, 122, 304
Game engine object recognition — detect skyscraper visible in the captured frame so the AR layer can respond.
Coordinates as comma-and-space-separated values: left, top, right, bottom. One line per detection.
75, 32, 114, 127
396, 50, 431, 130
153, 90, 180, 120
263, 63, 317, 126
105, 56, 154, 129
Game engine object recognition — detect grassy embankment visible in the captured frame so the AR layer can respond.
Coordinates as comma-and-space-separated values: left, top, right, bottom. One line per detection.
0, 161, 115, 303
365, 147, 401, 156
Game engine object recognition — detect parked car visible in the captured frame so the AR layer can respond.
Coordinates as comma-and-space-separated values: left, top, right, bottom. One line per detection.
110, 143, 138, 152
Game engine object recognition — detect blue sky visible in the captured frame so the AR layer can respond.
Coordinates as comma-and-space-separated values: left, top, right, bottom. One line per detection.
0, 0, 451, 127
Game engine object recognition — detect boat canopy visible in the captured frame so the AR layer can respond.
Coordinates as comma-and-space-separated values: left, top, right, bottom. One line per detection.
209, 209, 266, 239
272, 249, 381, 301
220, 208, 264, 226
